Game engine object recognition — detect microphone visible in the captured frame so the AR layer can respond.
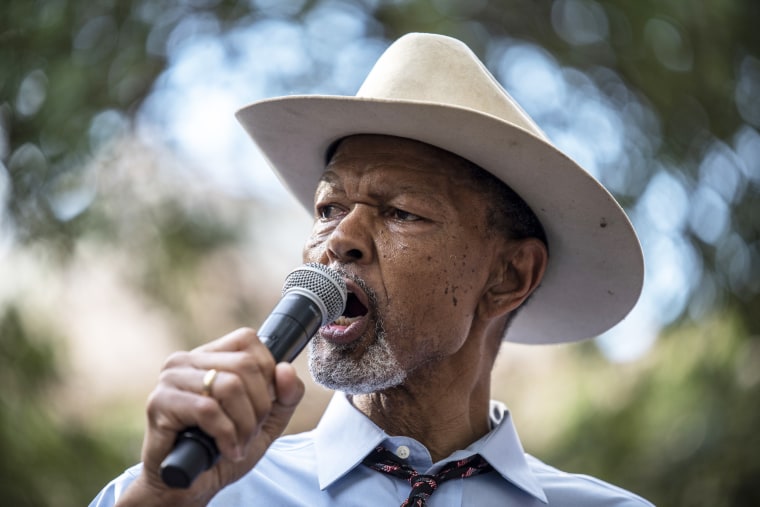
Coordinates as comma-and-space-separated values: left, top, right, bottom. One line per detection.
159, 263, 347, 488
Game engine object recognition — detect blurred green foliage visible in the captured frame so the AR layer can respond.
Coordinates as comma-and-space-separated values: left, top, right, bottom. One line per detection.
2, 0, 161, 249
0, 306, 129, 506
1, 0, 758, 506
545, 313, 760, 506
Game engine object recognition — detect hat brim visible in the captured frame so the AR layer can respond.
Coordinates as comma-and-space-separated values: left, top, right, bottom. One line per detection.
236, 95, 644, 345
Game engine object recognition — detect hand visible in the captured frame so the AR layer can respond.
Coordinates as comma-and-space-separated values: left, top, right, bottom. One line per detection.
117, 328, 305, 507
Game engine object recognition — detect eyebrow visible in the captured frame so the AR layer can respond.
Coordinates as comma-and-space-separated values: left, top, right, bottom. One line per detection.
316, 171, 450, 211
318, 171, 342, 187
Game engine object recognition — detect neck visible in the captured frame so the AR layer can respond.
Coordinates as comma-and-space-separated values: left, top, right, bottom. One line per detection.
352, 381, 491, 462
350, 330, 498, 462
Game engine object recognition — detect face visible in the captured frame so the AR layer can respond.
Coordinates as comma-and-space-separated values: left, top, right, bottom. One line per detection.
303, 135, 503, 394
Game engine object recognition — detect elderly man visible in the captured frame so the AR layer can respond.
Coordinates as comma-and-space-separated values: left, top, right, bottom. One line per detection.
91, 33, 650, 506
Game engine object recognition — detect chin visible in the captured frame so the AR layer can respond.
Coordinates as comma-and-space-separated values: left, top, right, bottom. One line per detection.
307, 336, 407, 394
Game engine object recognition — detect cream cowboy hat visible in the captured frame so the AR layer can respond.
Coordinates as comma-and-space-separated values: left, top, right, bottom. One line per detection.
235, 32, 644, 345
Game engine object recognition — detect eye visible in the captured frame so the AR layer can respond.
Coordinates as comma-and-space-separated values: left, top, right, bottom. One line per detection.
317, 204, 345, 220
389, 208, 422, 222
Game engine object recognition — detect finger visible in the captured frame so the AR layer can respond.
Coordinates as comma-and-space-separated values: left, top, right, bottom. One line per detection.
183, 352, 276, 422
274, 362, 305, 407
248, 363, 305, 454
165, 367, 262, 438
145, 387, 242, 464
194, 327, 266, 354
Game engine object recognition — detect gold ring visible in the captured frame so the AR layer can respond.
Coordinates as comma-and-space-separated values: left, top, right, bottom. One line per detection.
201, 368, 218, 397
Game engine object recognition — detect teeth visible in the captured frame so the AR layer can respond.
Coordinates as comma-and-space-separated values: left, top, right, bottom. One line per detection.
333, 315, 359, 326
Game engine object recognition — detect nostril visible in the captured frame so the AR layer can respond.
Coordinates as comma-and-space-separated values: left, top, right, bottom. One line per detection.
346, 248, 363, 260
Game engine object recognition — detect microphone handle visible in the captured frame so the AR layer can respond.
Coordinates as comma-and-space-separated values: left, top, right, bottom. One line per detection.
159, 294, 323, 488
258, 292, 323, 364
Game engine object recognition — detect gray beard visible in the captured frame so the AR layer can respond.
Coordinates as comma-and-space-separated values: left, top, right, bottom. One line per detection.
307, 317, 406, 395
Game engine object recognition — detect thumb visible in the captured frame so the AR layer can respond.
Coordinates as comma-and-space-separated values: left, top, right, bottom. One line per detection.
260, 363, 305, 443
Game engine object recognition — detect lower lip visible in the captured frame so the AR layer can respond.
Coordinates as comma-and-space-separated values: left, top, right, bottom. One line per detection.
320, 316, 369, 345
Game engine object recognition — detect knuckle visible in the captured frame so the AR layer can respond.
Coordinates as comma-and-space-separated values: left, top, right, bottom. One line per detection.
231, 327, 258, 344
193, 395, 219, 423
153, 411, 177, 433
145, 389, 162, 420
235, 353, 264, 376
156, 367, 178, 387
162, 350, 190, 369
214, 373, 245, 400
240, 347, 275, 376
145, 388, 175, 428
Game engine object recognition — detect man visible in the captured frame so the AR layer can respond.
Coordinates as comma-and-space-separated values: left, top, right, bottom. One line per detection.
91, 33, 650, 506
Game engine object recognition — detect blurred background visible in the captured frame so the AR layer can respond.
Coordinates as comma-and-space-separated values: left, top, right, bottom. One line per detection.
1, 0, 759, 505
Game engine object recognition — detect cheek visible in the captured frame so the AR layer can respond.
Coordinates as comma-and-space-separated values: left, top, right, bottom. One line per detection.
302, 227, 329, 263
385, 247, 480, 339
434, 238, 483, 310
383, 232, 483, 306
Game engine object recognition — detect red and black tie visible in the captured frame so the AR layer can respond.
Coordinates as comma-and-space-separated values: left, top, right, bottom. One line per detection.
362, 445, 494, 506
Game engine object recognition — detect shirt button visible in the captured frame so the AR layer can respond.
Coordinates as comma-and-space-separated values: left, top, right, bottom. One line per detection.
395, 445, 411, 459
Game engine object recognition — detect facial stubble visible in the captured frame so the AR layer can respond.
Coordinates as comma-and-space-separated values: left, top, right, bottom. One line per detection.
307, 274, 406, 395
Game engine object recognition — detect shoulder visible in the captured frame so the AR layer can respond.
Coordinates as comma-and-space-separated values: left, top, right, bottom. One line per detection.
263, 429, 317, 459
239, 431, 319, 484
525, 454, 654, 506
210, 431, 323, 505
250, 429, 319, 477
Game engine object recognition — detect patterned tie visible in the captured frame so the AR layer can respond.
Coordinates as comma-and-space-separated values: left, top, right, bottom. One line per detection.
362, 445, 494, 507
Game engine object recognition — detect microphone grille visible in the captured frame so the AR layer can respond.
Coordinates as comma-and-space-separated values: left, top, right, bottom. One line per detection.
282, 263, 347, 323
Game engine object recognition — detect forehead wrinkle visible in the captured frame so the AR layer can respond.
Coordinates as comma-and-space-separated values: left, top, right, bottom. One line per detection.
320, 165, 457, 213
320, 135, 491, 219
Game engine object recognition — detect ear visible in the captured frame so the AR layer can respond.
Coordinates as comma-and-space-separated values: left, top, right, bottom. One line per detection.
477, 238, 548, 320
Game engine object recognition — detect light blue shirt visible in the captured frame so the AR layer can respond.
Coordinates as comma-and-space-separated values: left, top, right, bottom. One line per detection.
90, 393, 653, 506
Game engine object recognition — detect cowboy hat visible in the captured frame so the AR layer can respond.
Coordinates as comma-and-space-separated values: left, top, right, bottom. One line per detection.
235, 32, 644, 345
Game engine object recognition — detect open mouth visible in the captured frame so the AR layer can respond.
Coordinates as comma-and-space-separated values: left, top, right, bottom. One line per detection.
332, 291, 368, 326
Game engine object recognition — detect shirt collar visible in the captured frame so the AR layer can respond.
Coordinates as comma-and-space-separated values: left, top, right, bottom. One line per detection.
313, 393, 547, 503
313, 392, 386, 489
475, 400, 548, 503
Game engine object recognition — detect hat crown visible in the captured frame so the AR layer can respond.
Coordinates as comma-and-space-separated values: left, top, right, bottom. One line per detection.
357, 33, 548, 141
235, 32, 644, 345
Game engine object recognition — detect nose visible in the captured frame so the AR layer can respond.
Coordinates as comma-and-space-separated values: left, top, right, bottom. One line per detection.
324, 205, 374, 265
